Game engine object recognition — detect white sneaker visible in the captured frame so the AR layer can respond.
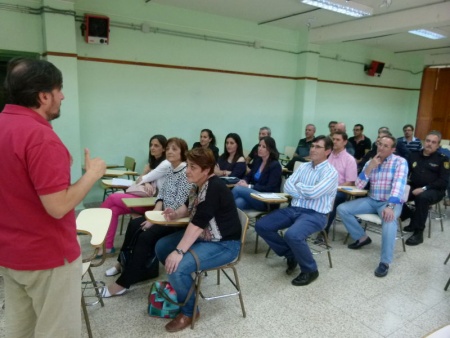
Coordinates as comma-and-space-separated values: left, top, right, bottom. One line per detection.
105, 266, 121, 277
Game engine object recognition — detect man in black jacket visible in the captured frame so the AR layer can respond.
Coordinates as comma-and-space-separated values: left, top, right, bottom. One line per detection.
402, 130, 450, 246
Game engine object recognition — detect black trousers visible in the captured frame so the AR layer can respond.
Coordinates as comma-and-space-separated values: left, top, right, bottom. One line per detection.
401, 189, 444, 232
116, 216, 182, 288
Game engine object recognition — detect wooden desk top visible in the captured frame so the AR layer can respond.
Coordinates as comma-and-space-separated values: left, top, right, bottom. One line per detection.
122, 197, 156, 208
338, 186, 368, 196
83, 163, 120, 170
101, 179, 133, 188
145, 211, 189, 227
103, 169, 138, 178
250, 192, 289, 204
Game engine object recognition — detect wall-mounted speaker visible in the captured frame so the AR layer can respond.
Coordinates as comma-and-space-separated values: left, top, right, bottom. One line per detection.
84, 14, 109, 45
364, 60, 385, 77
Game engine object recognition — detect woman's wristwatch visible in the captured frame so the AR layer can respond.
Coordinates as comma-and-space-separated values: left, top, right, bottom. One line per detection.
175, 248, 185, 255
387, 203, 395, 209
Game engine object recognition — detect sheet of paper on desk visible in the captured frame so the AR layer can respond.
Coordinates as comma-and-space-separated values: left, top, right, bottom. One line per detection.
111, 178, 133, 187
257, 193, 283, 199
339, 186, 366, 193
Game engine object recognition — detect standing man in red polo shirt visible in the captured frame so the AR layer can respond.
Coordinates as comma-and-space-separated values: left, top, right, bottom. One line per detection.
0, 58, 106, 337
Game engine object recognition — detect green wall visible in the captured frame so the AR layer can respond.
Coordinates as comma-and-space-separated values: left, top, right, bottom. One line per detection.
0, 0, 424, 203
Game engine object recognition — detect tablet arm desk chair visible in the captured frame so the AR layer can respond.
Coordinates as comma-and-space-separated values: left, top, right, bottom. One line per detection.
191, 209, 249, 329
76, 208, 112, 338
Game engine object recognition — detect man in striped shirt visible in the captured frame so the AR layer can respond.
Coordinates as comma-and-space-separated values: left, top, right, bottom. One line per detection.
397, 124, 422, 153
337, 135, 408, 277
255, 135, 338, 286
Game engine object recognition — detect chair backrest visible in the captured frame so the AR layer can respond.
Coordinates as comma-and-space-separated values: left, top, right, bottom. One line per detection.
124, 156, 136, 171
284, 146, 296, 159
402, 184, 410, 202
77, 208, 112, 265
236, 209, 249, 262
293, 161, 303, 172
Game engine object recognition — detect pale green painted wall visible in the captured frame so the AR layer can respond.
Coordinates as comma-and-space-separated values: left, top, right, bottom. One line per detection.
0, 0, 424, 203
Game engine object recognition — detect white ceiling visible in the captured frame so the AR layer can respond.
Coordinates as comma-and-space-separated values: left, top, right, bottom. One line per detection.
146, 0, 450, 60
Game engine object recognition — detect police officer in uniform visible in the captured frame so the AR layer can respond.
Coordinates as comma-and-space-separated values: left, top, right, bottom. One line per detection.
402, 130, 450, 246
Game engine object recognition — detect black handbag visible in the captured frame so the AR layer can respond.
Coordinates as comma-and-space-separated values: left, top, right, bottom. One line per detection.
119, 227, 159, 279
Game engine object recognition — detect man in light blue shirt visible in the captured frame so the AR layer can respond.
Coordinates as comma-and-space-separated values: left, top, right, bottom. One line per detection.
255, 136, 338, 286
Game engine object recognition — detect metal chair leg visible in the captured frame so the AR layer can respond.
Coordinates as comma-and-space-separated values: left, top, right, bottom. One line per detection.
438, 203, 444, 232
428, 202, 445, 238
191, 273, 202, 330
88, 268, 104, 307
81, 296, 93, 338
428, 207, 432, 238
444, 252, 450, 265
231, 266, 246, 318
445, 277, 450, 291
398, 218, 406, 252
322, 230, 333, 268
119, 215, 125, 235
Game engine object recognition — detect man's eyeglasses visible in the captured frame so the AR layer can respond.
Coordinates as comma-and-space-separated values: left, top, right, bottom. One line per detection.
310, 144, 325, 149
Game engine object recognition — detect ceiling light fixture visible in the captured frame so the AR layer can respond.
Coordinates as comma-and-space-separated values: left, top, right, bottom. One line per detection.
301, 0, 373, 18
408, 28, 447, 40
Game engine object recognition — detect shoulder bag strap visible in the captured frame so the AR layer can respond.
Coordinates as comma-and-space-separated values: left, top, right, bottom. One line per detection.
157, 248, 200, 307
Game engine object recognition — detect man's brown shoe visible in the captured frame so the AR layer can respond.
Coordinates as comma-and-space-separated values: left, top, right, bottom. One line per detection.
165, 312, 200, 332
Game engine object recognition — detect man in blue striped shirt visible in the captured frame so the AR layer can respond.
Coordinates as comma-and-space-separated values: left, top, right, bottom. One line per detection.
337, 135, 408, 277
397, 124, 422, 153
256, 136, 338, 286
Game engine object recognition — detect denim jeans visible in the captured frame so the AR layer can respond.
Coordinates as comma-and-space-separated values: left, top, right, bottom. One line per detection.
337, 197, 402, 264
255, 207, 327, 273
231, 186, 267, 211
155, 231, 240, 317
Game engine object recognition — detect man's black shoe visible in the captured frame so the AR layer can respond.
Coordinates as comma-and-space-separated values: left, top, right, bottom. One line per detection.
291, 271, 319, 286
406, 232, 423, 246
347, 237, 372, 250
403, 225, 414, 232
313, 233, 325, 245
374, 262, 389, 277
286, 257, 297, 275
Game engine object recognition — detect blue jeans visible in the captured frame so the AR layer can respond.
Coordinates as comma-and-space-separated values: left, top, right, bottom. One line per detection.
155, 231, 240, 317
232, 186, 267, 211
337, 197, 402, 264
255, 207, 327, 273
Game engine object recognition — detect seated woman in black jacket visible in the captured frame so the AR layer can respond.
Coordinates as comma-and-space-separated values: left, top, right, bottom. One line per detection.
232, 136, 282, 211
192, 128, 219, 162
214, 133, 246, 179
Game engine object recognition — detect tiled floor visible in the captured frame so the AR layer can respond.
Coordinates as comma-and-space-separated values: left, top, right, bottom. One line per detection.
1, 205, 450, 338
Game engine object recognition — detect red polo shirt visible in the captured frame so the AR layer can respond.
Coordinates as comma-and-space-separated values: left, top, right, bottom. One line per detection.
0, 104, 80, 270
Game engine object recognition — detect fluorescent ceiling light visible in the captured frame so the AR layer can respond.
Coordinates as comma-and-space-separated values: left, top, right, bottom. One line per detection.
302, 0, 373, 18
408, 29, 447, 40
